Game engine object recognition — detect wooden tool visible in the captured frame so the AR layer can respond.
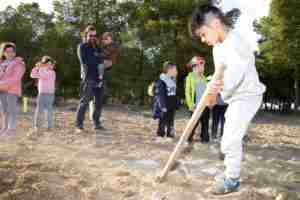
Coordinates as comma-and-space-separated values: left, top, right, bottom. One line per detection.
156, 65, 225, 182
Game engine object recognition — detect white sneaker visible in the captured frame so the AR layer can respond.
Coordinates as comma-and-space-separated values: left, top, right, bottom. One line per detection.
75, 127, 84, 134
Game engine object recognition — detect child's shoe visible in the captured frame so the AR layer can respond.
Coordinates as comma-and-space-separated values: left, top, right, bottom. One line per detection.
2, 129, 16, 139
156, 132, 165, 138
212, 177, 240, 195
0, 128, 7, 135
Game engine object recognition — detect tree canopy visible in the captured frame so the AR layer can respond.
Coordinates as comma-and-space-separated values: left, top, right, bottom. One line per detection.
0, 0, 299, 110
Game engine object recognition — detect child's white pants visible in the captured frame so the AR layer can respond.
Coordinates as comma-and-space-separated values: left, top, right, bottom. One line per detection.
221, 95, 262, 179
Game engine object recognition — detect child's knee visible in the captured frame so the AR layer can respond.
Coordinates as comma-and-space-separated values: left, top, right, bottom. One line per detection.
221, 136, 243, 154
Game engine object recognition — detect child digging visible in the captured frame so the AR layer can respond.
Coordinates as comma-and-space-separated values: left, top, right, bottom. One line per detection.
152, 61, 179, 139
190, 5, 266, 194
31, 56, 56, 132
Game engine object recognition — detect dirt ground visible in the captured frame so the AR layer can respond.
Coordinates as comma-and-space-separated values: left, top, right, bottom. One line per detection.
0, 102, 299, 200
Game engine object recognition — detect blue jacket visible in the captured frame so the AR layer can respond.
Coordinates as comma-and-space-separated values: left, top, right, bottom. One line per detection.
77, 42, 104, 82
152, 79, 180, 119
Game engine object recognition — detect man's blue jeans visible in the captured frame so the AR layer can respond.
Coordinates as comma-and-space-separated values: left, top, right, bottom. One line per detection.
76, 81, 104, 129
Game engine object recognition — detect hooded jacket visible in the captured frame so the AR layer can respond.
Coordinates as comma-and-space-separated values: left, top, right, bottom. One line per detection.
185, 72, 207, 110
152, 74, 179, 119
0, 57, 25, 97
77, 42, 103, 82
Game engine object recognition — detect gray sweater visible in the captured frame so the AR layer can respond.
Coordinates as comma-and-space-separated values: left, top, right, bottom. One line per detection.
195, 80, 227, 106
195, 79, 207, 105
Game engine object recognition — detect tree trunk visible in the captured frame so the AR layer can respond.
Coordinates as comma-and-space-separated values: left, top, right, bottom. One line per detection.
294, 78, 299, 112
137, 47, 145, 105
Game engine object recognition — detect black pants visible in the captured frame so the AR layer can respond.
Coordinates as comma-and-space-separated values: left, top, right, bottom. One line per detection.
211, 104, 228, 138
188, 107, 210, 143
76, 82, 104, 129
157, 109, 175, 137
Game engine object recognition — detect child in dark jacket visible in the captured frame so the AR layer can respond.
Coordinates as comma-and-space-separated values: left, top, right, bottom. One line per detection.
152, 61, 178, 138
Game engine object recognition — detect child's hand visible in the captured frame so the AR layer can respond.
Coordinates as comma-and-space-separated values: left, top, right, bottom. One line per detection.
162, 108, 167, 113
104, 60, 113, 69
99, 74, 103, 80
15, 57, 25, 64
208, 79, 223, 95
207, 94, 217, 108
189, 106, 195, 112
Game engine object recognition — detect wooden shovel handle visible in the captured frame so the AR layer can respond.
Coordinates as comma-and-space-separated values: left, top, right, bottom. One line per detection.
157, 65, 225, 182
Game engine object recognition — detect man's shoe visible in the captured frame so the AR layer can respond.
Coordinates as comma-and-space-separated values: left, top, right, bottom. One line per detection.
94, 125, 105, 131
75, 127, 84, 133
212, 177, 240, 195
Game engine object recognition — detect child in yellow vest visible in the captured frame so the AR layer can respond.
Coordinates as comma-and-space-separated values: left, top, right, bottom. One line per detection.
185, 56, 210, 143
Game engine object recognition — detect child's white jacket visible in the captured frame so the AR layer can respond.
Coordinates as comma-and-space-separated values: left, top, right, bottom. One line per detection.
213, 31, 266, 103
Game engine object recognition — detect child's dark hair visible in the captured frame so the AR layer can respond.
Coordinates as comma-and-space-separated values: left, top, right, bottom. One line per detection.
190, 4, 241, 37
0, 42, 16, 60
162, 61, 176, 73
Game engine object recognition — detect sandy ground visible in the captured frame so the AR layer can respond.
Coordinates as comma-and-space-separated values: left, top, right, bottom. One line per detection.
0, 103, 299, 200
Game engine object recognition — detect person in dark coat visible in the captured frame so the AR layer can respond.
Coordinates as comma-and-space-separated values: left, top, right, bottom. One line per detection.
75, 25, 112, 132
152, 61, 179, 138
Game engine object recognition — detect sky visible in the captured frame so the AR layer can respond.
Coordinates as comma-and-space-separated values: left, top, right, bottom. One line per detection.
0, 0, 270, 16
216, 0, 271, 50
0, 0, 54, 13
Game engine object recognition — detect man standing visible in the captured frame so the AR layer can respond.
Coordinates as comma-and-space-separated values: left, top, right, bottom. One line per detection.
75, 25, 107, 132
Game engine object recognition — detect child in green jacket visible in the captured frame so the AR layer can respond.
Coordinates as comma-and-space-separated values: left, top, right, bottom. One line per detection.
185, 56, 210, 143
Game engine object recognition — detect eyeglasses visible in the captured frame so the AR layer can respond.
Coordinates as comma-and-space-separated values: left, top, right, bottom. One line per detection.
88, 34, 97, 38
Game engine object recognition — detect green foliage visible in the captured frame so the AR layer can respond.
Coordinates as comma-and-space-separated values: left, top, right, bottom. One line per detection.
1, 0, 297, 108
258, 0, 300, 108
0, 1, 215, 104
